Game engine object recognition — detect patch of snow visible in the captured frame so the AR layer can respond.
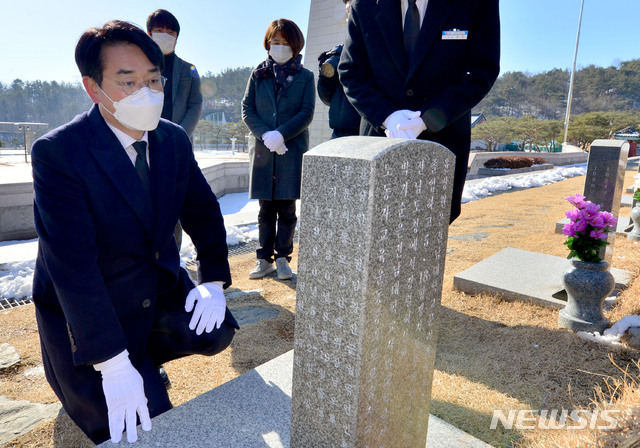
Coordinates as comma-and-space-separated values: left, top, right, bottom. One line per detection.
462, 165, 587, 203
24, 366, 45, 377
577, 315, 640, 346
0, 260, 34, 301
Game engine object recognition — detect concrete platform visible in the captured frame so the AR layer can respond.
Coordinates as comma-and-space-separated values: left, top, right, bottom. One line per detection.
0, 156, 250, 242
477, 163, 554, 177
453, 247, 633, 310
467, 151, 588, 178
222, 209, 259, 228
99, 350, 492, 448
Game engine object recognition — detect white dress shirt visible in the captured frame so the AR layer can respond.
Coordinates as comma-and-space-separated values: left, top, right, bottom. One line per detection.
401, 0, 429, 30
104, 121, 150, 168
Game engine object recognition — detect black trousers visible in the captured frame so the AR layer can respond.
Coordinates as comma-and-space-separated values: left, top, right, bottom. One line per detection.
256, 199, 297, 262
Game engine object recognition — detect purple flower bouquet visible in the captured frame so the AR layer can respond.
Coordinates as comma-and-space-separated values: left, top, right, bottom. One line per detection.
562, 194, 617, 263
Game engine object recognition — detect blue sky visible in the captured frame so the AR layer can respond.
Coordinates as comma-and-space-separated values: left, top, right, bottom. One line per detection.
1, 0, 638, 85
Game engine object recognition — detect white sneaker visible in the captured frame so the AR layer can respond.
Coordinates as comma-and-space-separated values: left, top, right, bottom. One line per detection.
276, 258, 292, 280
249, 259, 276, 279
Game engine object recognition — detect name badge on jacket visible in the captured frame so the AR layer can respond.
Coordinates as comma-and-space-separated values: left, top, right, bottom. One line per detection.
442, 30, 468, 40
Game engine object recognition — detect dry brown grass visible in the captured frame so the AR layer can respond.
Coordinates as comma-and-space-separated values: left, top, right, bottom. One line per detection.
511, 358, 640, 448
1, 168, 640, 447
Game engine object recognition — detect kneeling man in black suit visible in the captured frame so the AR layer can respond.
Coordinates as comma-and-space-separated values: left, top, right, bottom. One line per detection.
31, 20, 238, 444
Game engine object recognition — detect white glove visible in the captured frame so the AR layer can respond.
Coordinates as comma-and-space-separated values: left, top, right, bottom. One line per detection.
274, 143, 288, 155
383, 110, 422, 139
184, 282, 226, 335
93, 350, 151, 444
396, 111, 427, 139
261, 131, 284, 151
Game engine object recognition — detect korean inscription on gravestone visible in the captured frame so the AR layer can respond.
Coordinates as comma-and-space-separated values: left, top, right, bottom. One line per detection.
291, 137, 455, 447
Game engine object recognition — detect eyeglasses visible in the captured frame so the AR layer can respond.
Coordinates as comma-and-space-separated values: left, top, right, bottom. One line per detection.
106, 75, 167, 95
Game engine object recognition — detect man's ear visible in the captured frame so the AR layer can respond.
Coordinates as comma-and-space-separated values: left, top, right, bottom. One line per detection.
82, 76, 101, 104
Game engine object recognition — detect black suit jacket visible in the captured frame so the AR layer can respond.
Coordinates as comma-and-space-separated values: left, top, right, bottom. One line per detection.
32, 105, 231, 368
338, 0, 500, 221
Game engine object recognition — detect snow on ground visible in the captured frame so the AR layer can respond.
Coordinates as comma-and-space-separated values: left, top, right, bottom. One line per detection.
217, 191, 259, 216
577, 315, 640, 346
0, 165, 588, 302
0, 239, 38, 302
461, 165, 587, 203
0, 260, 34, 302
0, 160, 33, 184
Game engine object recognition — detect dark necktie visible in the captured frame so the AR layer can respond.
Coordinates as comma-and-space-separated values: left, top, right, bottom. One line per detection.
132, 141, 151, 197
404, 0, 420, 60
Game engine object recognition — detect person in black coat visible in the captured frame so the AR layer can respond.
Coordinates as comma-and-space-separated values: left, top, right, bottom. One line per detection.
242, 19, 315, 281
317, 44, 360, 138
338, 0, 500, 222
31, 21, 238, 445
317, 0, 360, 138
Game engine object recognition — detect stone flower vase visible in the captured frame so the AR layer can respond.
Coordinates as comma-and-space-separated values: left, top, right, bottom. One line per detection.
558, 259, 614, 333
628, 204, 640, 241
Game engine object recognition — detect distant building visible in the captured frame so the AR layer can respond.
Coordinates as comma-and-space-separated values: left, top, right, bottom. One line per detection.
471, 113, 486, 128
0, 122, 49, 150
470, 113, 488, 150
614, 126, 638, 157
202, 110, 229, 125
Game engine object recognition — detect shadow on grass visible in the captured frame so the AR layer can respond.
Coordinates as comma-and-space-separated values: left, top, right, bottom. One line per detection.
226, 290, 295, 375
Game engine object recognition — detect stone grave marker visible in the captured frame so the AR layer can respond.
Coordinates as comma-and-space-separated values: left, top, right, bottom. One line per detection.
582, 140, 628, 261
555, 139, 629, 260
290, 136, 455, 447
623, 161, 640, 233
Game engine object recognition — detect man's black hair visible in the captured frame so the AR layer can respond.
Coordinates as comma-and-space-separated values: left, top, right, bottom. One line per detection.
75, 20, 164, 86
146, 9, 181, 36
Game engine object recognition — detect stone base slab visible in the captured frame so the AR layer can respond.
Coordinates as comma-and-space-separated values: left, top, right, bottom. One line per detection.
453, 247, 632, 310
98, 350, 491, 448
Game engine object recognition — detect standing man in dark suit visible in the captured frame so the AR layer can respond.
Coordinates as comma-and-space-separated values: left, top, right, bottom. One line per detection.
338, 0, 500, 222
31, 20, 238, 445
147, 9, 204, 252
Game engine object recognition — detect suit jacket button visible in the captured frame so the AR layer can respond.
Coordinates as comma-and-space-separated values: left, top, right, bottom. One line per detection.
142, 299, 151, 308
155, 251, 160, 260
407, 89, 414, 96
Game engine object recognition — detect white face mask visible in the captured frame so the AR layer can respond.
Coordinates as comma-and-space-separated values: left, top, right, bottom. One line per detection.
99, 87, 164, 131
269, 45, 293, 65
151, 32, 177, 55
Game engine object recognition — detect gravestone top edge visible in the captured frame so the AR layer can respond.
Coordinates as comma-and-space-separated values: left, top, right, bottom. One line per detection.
306, 136, 453, 162
589, 139, 630, 150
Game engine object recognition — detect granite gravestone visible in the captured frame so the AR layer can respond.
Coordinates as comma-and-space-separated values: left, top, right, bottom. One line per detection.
582, 140, 629, 261
555, 140, 629, 258
623, 163, 640, 236
290, 137, 455, 448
